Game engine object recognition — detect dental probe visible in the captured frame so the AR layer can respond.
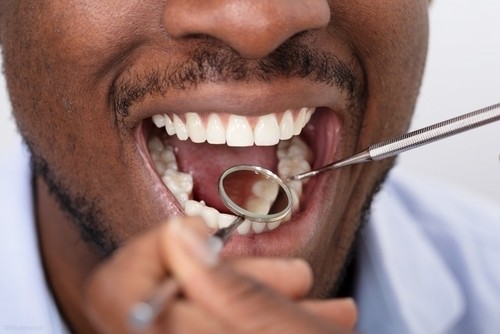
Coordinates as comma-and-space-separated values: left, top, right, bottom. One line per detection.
128, 224, 235, 329
290, 102, 500, 181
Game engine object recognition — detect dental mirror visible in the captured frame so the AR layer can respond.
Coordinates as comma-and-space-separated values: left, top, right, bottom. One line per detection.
214, 165, 293, 242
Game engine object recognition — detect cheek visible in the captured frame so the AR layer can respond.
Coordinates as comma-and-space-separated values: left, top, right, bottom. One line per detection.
335, 0, 429, 145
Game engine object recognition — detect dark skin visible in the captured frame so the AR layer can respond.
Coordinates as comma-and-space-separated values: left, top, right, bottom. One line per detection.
0, 0, 429, 332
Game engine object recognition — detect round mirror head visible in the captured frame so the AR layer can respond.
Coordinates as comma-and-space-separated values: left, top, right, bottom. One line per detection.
218, 165, 292, 223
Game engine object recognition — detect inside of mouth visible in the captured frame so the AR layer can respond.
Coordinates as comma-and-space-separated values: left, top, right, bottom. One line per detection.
142, 108, 326, 233
172, 138, 278, 211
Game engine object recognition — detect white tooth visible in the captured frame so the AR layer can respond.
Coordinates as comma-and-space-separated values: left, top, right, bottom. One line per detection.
288, 186, 300, 212
252, 221, 266, 234
226, 115, 254, 147
252, 179, 280, 202
185, 200, 204, 216
148, 137, 164, 153
254, 114, 280, 146
160, 148, 178, 171
218, 213, 235, 228
200, 206, 220, 229
186, 112, 207, 143
267, 221, 281, 231
165, 115, 176, 136
279, 110, 295, 140
304, 108, 314, 124
245, 197, 271, 215
173, 115, 189, 140
152, 114, 166, 128
288, 137, 310, 159
277, 140, 291, 160
287, 180, 303, 198
161, 170, 193, 206
236, 219, 252, 234
293, 108, 308, 135
154, 160, 167, 175
206, 114, 226, 144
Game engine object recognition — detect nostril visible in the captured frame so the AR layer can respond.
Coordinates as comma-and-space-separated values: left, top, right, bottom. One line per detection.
163, 0, 331, 60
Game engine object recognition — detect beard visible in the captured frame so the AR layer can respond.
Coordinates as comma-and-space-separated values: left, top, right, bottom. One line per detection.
28, 144, 119, 258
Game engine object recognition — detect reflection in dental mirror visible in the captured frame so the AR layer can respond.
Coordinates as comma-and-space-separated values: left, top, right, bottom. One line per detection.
218, 165, 292, 223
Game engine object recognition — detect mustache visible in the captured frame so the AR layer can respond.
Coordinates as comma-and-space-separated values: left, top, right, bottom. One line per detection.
110, 40, 366, 118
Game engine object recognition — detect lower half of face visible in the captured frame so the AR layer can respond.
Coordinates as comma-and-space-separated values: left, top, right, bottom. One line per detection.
0, 0, 429, 296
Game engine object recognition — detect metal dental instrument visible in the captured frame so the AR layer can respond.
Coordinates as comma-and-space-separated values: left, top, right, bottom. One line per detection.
129, 166, 292, 329
290, 102, 500, 181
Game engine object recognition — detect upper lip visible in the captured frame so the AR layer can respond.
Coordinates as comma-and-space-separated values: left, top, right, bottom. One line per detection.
118, 79, 354, 127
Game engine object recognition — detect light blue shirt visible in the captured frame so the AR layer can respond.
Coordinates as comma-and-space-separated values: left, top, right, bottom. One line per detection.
1, 143, 499, 333
357, 168, 500, 333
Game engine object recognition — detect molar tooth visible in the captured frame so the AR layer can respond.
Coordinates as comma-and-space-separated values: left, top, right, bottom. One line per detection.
245, 197, 271, 215
206, 114, 226, 144
148, 137, 164, 154
252, 179, 279, 202
185, 200, 204, 216
152, 114, 166, 128
288, 137, 310, 159
160, 148, 178, 171
154, 160, 168, 175
279, 110, 295, 140
161, 169, 193, 206
254, 114, 280, 146
186, 112, 207, 143
165, 115, 176, 136
226, 115, 254, 147
173, 115, 188, 140
289, 187, 300, 212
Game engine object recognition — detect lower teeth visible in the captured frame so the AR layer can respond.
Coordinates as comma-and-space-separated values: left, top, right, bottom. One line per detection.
148, 135, 312, 235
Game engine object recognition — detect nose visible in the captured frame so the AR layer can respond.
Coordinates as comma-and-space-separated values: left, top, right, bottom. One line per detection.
162, 0, 331, 59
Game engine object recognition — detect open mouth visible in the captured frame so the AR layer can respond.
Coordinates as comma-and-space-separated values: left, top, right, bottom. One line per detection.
138, 106, 340, 236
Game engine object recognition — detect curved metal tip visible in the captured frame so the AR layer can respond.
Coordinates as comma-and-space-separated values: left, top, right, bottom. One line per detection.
289, 149, 372, 181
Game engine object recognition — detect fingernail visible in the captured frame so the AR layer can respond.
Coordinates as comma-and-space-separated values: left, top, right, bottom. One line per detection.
339, 297, 357, 309
169, 219, 220, 267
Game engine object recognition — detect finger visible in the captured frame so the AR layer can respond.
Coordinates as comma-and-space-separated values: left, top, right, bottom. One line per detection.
227, 257, 313, 299
300, 298, 358, 330
152, 301, 228, 334
84, 217, 207, 333
164, 220, 340, 333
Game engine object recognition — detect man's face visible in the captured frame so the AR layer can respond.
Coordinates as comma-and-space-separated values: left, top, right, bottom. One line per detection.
0, 1, 428, 296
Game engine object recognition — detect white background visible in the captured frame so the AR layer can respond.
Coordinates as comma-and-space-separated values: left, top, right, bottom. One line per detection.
1, 0, 499, 203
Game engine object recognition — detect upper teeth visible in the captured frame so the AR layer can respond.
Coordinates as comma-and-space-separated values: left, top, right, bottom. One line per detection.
152, 108, 315, 147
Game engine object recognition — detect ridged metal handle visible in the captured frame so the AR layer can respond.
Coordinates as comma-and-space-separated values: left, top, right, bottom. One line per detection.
369, 103, 500, 160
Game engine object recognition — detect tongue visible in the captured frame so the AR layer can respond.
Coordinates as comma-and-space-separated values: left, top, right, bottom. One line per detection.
168, 137, 278, 212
